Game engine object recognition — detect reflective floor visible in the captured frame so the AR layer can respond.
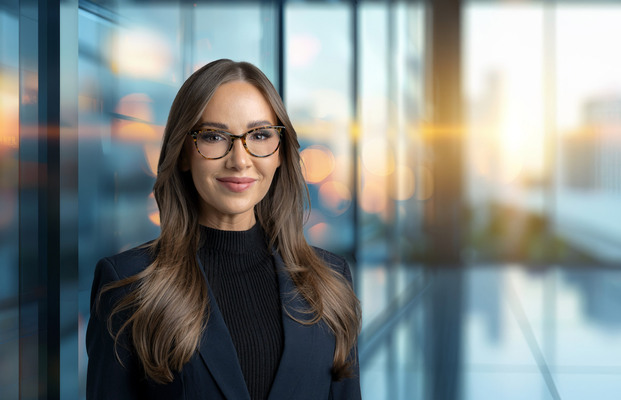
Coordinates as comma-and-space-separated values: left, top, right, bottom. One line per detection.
358, 264, 621, 400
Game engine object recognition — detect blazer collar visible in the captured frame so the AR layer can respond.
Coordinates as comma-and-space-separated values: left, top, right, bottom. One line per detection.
195, 251, 320, 400
196, 258, 250, 400
267, 251, 320, 400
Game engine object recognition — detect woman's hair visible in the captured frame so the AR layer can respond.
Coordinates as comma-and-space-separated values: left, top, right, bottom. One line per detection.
103, 59, 361, 384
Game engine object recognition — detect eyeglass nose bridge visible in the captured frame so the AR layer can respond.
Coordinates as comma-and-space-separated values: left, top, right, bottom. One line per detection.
226, 133, 252, 156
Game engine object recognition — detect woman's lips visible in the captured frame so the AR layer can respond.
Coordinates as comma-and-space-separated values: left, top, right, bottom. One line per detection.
216, 177, 257, 192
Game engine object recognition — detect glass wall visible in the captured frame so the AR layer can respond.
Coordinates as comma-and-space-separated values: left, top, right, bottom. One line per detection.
3, 0, 621, 399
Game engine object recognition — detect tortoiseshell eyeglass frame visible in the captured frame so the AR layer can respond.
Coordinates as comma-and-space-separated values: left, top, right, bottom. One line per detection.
187, 125, 285, 160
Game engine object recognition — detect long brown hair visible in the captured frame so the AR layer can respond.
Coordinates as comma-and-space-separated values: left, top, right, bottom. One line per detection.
103, 59, 361, 384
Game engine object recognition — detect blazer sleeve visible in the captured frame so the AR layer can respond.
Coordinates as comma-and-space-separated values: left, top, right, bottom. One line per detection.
86, 257, 146, 400
329, 256, 362, 400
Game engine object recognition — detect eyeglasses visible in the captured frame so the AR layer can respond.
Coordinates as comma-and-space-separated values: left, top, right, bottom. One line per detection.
188, 125, 284, 160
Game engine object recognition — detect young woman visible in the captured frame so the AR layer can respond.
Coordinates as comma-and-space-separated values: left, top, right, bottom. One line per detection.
86, 59, 361, 400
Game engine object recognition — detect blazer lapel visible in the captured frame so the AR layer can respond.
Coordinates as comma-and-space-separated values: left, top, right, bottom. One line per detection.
196, 258, 251, 400
268, 252, 320, 400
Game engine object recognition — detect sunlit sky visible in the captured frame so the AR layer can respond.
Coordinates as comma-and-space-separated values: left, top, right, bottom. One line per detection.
464, 3, 621, 182
466, 4, 621, 132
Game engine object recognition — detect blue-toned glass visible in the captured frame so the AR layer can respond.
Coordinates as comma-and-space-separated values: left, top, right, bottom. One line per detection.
188, 125, 284, 159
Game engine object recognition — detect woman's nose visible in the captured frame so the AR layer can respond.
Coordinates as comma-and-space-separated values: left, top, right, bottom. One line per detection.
225, 138, 250, 169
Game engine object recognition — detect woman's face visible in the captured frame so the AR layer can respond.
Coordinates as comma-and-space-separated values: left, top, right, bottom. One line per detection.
182, 80, 281, 230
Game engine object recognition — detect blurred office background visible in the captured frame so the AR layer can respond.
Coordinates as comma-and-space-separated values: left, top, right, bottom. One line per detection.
2, 0, 621, 399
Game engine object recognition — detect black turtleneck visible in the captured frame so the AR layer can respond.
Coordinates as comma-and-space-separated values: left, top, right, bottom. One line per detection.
197, 224, 283, 400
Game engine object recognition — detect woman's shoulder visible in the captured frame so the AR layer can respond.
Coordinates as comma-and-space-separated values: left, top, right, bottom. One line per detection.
95, 241, 155, 282
90, 241, 156, 309
312, 246, 345, 265
311, 246, 353, 281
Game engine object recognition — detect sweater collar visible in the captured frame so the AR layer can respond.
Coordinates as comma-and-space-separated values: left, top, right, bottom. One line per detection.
199, 223, 267, 254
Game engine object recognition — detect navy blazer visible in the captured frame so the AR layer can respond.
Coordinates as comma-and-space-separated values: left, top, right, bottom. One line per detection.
86, 244, 361, 400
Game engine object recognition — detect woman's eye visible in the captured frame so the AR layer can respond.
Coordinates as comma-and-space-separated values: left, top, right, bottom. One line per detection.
199, 132, 227, 143
249, 130, 273, 141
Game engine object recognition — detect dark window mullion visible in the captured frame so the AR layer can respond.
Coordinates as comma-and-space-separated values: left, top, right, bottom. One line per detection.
38, 1, 61, 399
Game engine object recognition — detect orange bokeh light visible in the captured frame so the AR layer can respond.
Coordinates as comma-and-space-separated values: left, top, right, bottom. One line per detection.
143, 143, 160, 177
300, 145, 335, 184
112, 93, 163, 142
148, 192, 160, 226
116, 93, 154, 121
0, 71, 19, 155
307, 222, 328, 245
360, 179, 387, 214
319, 180, 352, 216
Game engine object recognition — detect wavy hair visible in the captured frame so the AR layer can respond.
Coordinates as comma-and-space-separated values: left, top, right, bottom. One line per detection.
102, 59, 361, 384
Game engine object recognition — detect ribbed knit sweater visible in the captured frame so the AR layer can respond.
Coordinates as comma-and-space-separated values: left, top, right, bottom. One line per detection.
198, 224, 283, 400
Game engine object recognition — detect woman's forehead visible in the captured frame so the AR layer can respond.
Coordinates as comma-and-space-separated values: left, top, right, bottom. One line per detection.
200, 81, 277, 129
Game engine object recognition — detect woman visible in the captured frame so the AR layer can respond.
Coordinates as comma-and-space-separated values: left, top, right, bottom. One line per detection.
86, 59, 362, 400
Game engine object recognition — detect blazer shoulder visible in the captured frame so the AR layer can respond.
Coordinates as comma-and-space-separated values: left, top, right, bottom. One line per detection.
90, 242, 155, 309
97, 241, 155, 280
311, 246, 352, 282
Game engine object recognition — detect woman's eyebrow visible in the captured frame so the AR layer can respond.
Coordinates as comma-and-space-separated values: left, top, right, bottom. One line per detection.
247, 120, 273, 129
198, 121, 228, 130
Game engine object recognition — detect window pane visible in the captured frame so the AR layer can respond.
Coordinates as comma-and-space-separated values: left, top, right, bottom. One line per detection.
464, 3, 547, 264
358, 3, 426, 399
285, 3, 354, 254
555, 5, 621, 263
0, 4, 20, 399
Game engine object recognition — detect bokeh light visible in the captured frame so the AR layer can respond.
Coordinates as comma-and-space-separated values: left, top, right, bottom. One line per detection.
415, 166, 434, 201
300, 145, 335, 183
143, 143, 160, 177
288, 33, 321, 68
147, 192, 160, 226
388, 165, 416, 201
361, 137, 395, 176
110, 28, 172, 79
360, 178, 387, 214
319, 180, 352, 216
113, 93, 163, 142
307, 222, 328, 246
0, 71, 19, 154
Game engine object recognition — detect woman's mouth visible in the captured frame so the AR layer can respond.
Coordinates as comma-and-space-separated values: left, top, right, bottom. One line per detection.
216, 177, 257, 193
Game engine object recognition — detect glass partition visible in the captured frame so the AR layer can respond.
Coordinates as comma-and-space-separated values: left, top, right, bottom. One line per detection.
0, 3, 20, 399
